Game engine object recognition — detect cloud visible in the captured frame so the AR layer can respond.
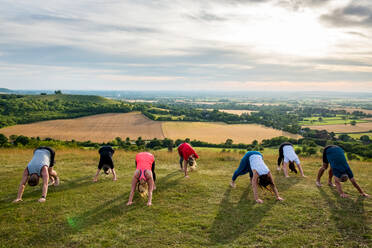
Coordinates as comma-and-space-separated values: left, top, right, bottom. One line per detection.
321, 2, 372, 28
99, 74, 184, 82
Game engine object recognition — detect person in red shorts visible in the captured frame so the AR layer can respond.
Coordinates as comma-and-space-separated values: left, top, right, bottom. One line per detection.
177, 142, 199, 178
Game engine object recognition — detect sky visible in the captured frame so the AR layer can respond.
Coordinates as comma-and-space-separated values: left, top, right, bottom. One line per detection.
0, 0, 371, 92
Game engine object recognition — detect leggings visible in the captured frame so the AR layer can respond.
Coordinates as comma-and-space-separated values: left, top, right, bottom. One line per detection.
179, 156, 184, 169
232, 162, 252, 181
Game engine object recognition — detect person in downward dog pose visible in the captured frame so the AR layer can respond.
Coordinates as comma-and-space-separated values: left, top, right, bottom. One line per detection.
13, 146, 59, 203
316, 145, 369, 198
93, 146, 117, 182
127, 152, 156, 206
177, 142, 199, 178
230, 151, 283, 204
277, 142, 305, 177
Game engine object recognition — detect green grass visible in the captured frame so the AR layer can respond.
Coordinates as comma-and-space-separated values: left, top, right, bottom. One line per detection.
0, 149, 371, 247
299, 115, 369, 126
342, 132, 372, 139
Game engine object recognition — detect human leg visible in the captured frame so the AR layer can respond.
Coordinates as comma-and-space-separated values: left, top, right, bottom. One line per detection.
316, 163, 328, 186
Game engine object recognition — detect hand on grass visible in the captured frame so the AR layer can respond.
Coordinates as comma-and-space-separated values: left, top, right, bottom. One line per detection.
361, 193, 369, 197
112, 178, 117, 181
13, 198, 22, 203
126, 201, 133, 206
256, 199, 263, 204
93, 178, 98, 182
38, 198, 46, 203
147, 202, 152, 206
277, 196, 284, 201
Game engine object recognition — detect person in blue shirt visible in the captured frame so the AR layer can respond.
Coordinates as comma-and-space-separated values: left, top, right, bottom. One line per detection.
316, 145, 369, 198
230, 151, 283, 203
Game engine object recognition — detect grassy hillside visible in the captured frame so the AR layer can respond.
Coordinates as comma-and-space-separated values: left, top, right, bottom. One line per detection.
0, 94, 133, 128
0, 149, 371, 247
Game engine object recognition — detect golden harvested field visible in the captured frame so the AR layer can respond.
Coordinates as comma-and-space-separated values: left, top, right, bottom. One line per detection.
162, 121, 300, 143
220, 109, 256, 115
0, 112, 164, 142
303, 122, 372, 133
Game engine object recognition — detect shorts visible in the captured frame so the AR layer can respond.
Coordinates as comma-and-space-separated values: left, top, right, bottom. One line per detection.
284, 157, 300, 165
98, 155, 114, 170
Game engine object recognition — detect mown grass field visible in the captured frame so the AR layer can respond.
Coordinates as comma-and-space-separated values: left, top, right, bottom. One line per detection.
299, 116, 369, 126
1, 148, 371, 248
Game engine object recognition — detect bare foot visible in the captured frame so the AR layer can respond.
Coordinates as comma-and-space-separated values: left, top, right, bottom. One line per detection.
13, 199, 22, 203
328, 182, 336, 187
277, 196, 284, 201
126, 201, 133, 206
340, 193, 349, 198
277, 167, 281, 171
54, 177, 60, 186
38, 198, 46, 203
230, 181, 236, 188
315, 181, 322, 187
256, 199, 264, 204
185, 175, 189, 178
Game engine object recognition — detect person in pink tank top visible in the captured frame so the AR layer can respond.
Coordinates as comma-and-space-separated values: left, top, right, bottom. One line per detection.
177, 142, 199, 178
127, 152, 156, 206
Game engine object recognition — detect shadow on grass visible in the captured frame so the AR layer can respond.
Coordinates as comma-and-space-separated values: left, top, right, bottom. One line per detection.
209, 177, 300, 244
0, 176, 93, 208
318, 187, 370, 245
25, 171, 184, 246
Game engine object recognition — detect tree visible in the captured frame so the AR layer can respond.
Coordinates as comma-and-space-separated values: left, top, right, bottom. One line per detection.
350, 120, 356, 126
0, 133, 8, 146
135, 137, 145, 147
339, 134, 351, 142
14, 135, 29, 146
360, 135, 370, 144
54, 90, 62, 94
307, 147, 317, 156
295, 148, 301, 154
225, 139, 233, 147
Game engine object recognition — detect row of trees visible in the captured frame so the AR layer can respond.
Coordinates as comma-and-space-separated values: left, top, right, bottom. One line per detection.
1, 132, 370, 159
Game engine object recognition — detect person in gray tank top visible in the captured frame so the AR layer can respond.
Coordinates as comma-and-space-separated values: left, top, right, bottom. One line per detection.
13, 147, 59, 203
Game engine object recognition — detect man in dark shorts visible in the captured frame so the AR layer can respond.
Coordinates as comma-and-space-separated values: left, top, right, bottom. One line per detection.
93, 146, 117, 182
316, 145, 369, 198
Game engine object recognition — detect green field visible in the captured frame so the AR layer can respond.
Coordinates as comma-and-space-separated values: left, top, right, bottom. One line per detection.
0, 149, 371, 247
299, 115, 369, 126
342, 132, 372, 139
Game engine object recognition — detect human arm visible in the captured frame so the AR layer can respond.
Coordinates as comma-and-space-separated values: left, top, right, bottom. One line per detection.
13, 168, 29, 202
93, 169, 100, 182
127, 172, 138, 205
39, 166, 49, 202
147, 173, 154, 206
268, 172, 283, 201
350, 178, 369, 197
251, 171, 263, 203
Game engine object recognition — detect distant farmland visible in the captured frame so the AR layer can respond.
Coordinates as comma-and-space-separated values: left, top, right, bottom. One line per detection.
0, 112, 165, 142
220, 110, 256, 115
303, 122, 372, 133
0, 112, 301, 143
162, 121, 300, 143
